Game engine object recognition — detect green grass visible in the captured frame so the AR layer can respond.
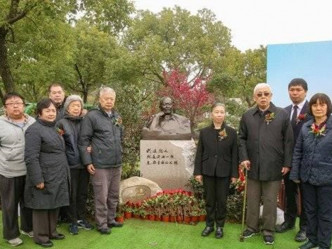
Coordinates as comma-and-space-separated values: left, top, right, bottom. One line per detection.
0, 217, 302, 249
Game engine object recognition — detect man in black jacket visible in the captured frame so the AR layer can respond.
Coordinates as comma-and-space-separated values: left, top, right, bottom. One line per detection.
239, 83, 294, 245
79, 87, 123, 235
276, 78, 310, 242
48, 83, 66, 121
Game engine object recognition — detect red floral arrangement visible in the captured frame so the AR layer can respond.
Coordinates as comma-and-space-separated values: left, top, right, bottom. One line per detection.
296, 113, 307, 124
113, 117, 123, 127
56, 127, 64, 136
265, 112, 275, 125
309, 123, 326, 137
218, 129, 227, 141
233, 168, 246, 193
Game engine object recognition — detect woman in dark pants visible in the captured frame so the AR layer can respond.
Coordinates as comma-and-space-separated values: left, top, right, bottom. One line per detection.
56, 95, 93, 235
25, 98, 70, 247
194, 103, 238, 239
290, 93, 332, 249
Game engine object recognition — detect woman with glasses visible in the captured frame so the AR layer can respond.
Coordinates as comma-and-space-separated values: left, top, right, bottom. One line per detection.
0, 92, 35, 247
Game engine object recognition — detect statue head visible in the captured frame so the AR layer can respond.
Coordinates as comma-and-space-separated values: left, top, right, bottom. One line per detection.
159, 96, 173, 115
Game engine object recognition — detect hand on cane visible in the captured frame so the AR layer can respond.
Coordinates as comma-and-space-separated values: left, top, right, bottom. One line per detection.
241, 160, 251, 170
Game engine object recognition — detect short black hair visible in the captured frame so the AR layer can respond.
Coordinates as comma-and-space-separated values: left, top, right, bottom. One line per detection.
36, 98, 56, 116
3, 92, 25, 105
48, 83, 65, 93
308, 93, 332, 117
211, 102, 225, 112
288, 78, 308, 91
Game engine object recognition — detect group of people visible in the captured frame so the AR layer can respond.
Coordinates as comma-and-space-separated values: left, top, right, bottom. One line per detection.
1, 79, 332, 249
194, 79, 332, 249
0, 84, 123, 247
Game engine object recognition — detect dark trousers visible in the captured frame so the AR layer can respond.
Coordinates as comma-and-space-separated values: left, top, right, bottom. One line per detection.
67, 168, 90, 223
203, 175, 230, 227
283, 172, 307, 230
302, 182, 332, 249
33, 209, 59, 244
246, 179, 280, 235
91, 167, 121, 230
0, 175, 32, 240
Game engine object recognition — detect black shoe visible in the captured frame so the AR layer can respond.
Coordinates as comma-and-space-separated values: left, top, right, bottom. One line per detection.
298, 241, 318, 249
69, 223, 79, 235
35, 240, 53, 247
98, 227, 111, 235
295, 230, 307, 242
276, 221, 295, 233
201, 226, 214, 237
263, 235, 274, 245
50, 233, 65, 240
108, 221, 123, 228
215, 227, 223, 239
242, 229, 258, 239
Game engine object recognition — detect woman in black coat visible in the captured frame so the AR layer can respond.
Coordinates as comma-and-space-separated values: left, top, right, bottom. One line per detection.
56, 95, 93, 234
25, 98, 70, 247
194, 103, 239, 239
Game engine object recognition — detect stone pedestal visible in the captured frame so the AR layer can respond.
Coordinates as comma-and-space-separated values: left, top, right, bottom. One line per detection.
140, 140, 196, 190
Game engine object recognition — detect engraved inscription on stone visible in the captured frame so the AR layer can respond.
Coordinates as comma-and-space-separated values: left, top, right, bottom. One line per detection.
121, 185, 151, 203
140, 140, 196, 190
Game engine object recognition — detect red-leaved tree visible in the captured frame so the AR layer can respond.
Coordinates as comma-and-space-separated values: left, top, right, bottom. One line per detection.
158, 69, 214, 131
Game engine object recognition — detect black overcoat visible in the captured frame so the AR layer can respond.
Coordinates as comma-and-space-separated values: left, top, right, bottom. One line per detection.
24, 118, 70, 209
238, 103, 294, 181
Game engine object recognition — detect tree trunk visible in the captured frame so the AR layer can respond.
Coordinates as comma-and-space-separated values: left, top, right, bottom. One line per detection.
74, 63, 89, 103
0, 27, 15, 99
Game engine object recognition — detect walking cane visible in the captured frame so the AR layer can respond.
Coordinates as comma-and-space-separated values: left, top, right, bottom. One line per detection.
239, 168, 248, 242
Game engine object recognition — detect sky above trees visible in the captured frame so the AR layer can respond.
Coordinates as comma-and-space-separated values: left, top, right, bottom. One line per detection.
134, 0, 332, 51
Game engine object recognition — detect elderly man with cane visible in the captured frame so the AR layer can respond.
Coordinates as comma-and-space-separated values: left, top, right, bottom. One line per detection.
238, 83, 294, 245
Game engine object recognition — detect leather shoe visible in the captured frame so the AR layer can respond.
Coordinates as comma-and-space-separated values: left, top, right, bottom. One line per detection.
201, 226, 214, 237
35, 240, 53, 247
215, 227, 223, 239
276, 221, 295, 233
108, 221, 123, 228
298, 241, 318, 249
98, 227, 111, 235
295, 230, 307, 242
50, 233, 65, 240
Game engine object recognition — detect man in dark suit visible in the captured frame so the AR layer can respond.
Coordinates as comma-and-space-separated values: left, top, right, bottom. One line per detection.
276, 78, 310, 242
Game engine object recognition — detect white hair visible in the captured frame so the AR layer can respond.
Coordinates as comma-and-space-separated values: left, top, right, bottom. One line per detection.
99, 86, 116, 97
253, 83, 272, 94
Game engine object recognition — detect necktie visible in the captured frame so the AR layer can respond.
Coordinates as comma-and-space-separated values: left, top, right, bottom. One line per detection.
291, 105, 298, 126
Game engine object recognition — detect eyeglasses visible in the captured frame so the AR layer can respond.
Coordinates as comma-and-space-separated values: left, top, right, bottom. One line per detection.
5, 102, 24, 106
256, 92, 270, 97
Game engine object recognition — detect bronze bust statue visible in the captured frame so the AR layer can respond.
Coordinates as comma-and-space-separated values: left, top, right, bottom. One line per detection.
142, 97, 192, 140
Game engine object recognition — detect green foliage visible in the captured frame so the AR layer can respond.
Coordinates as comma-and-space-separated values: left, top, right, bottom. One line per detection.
226, 192, 244, 223
120, 6, 232, 87
79, 0, 135, 35
186, 176, 204, 200
121, 161, 140, 179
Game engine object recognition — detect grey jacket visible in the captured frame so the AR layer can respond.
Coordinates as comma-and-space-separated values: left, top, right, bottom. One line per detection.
24, 118, 70, 209
238, 103, 294, 181
79, 107, 123, 168
0, 115, 35, 178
